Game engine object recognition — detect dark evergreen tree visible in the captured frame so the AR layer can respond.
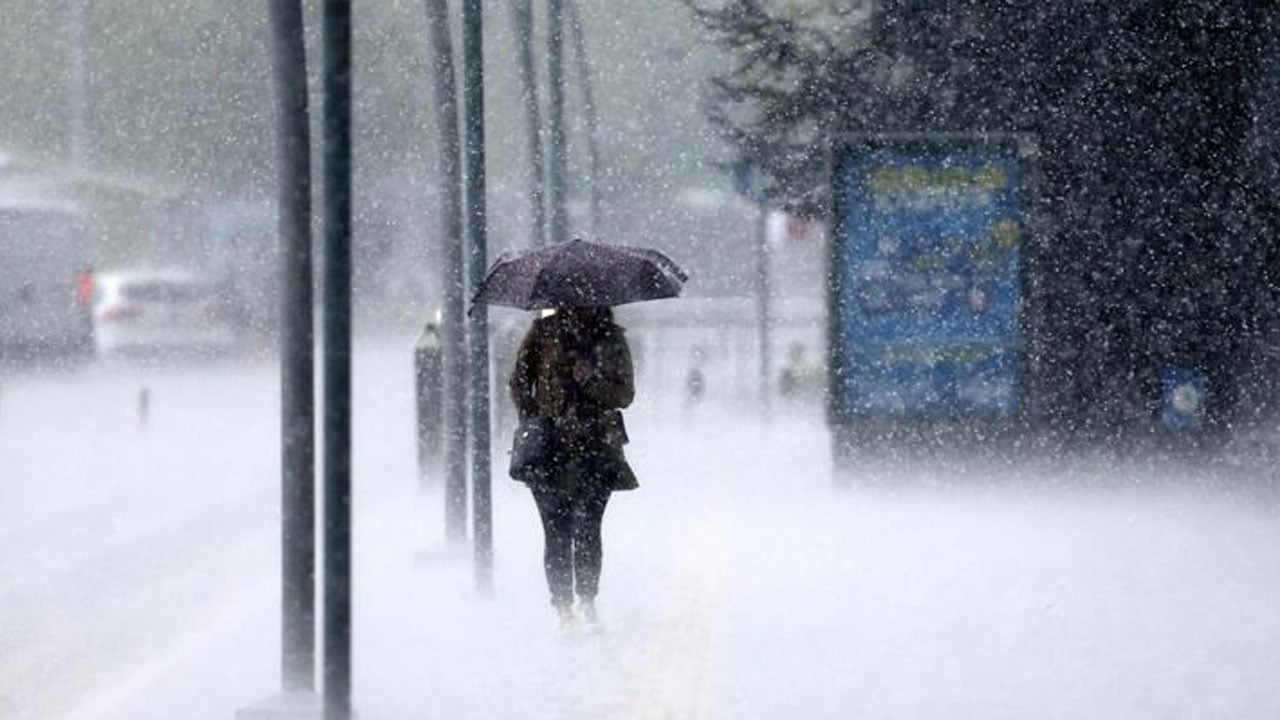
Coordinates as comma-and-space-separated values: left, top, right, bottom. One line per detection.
689, 0, 1280, 432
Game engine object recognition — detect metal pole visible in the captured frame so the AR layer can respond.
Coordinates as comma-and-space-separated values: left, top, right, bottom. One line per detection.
67, 0, 88, 168
509, 0, 547, 247
462, 0, 493, 593
268, 0, 316, 694
414, 323, 443, 487
547, 0, 569, 243
321, 1, 352, 717
565, 0, 601, 239
756, 202, 772, 420
425, 0, 470, 545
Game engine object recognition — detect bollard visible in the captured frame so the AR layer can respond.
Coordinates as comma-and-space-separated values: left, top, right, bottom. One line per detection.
414, 318, 444, 487
684, 344, 706, 416
138, 387, 151, 429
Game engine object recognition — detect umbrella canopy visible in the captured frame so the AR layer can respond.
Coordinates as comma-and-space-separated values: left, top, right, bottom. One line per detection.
471, 239, 689, 310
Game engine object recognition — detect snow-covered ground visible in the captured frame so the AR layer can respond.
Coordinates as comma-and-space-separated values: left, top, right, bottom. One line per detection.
2, 338, 1280, 719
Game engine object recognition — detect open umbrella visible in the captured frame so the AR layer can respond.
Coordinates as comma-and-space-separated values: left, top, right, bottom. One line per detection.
471, 238, 688, 310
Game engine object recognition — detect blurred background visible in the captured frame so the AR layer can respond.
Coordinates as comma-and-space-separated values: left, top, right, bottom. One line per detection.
4, 3, 1280, 717
1, 1, 1278, 443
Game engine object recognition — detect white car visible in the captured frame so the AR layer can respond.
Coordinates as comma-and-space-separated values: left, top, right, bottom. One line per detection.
91, 269, 240, 358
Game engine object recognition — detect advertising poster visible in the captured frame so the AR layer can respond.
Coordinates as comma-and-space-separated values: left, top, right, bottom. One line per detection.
1160, 366, 1207, 430
833, 140, 1024, 416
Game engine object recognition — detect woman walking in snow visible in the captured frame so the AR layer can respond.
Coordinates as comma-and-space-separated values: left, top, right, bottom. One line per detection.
508, 305, 637, 629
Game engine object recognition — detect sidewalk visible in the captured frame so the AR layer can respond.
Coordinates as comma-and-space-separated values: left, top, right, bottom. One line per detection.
78, 403, 1280, 720
59, 401, 817, 720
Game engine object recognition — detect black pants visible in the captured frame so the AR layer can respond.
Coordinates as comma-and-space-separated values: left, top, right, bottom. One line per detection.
531, 482, 611, 610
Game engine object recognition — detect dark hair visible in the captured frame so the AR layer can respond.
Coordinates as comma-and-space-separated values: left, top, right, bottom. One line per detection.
558, 306, 612, 323
556, 307, 612, 348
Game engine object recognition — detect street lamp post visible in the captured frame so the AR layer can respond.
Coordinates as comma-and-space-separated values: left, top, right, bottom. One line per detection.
424, 0, 470, 546
462, 0, 493, 592
268, 0, 317, 696
547, 0, 569, 243
510, 0, 547, 248
320, 0, 354, 717
67, 0, 89, 169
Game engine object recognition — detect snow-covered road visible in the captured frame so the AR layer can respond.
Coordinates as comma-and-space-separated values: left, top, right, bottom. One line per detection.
0, 355, 282, 719
3, 340, 1280, 719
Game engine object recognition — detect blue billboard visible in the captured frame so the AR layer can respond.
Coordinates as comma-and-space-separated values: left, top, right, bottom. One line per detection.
833, 140, 1024, 416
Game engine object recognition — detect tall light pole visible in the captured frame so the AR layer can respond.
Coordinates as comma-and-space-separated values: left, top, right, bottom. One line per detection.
238, 5, 321, 717
509, 0, 547, 247
425, 0, 470, 545
547, 0, 569, 243
67, 0, 89, 169
565, 0, 601, 239
756, 193, 772, 421
734, 160, 773, 420
268, 0, 317, 696
320, 0, 354, 716
462, 0, 493, 592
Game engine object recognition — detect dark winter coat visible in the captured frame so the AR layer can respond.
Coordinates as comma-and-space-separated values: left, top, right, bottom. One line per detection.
508, 310, 638, 491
